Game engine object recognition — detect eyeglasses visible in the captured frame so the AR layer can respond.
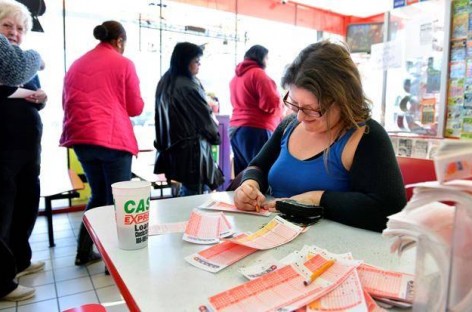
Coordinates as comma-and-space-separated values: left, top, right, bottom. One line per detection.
283, 92, 325, 118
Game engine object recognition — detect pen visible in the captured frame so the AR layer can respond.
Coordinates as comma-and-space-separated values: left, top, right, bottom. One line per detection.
303, 259, 336, 286
246, 183, 261, 213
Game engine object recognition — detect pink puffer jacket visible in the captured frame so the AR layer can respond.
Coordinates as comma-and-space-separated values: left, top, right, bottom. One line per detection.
60, 42, 144, 155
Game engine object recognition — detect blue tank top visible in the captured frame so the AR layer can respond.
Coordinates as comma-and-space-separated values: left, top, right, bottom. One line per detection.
268, 122, 355, 198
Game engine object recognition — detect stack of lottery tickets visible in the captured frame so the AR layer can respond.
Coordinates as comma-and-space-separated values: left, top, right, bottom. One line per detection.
183, 209, 234, 244
185, 216, 304, 273
203, 245, 414, 311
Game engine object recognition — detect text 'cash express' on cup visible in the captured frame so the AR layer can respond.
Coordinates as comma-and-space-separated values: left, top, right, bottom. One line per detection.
122, 197, 150, 225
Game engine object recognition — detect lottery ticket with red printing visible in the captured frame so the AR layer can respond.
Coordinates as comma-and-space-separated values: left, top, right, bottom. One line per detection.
207, 255, 361, 312
183, 210, 233, 244
235, 245, 387, 312
185, 214, 302, 272
199, 199, 271, 216
277, 246, 368, 312
231, 216, 303, 250
357, 263, 415, 303
218, 212, 234, 238
363, 290, 387, 312
306, 270, 367, 312
185, 234, 257, 273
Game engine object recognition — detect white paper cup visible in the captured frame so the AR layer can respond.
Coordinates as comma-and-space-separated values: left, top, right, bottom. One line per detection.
112, 181, 152, 250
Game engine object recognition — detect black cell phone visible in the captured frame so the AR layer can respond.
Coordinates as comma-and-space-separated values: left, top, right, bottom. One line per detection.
275, 199, 323, 226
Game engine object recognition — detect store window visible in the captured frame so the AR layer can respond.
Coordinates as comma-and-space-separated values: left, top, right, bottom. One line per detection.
21, 0, 67, 182
236, 14, 321, 94
30, 0, 345, 201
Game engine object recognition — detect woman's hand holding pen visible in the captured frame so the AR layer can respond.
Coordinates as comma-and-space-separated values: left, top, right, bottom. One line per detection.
234, 180, 265, 212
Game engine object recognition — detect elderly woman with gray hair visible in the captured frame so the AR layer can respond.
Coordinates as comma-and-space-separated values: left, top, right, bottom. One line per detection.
0, 0, 47, 301
0, 34, 43, 87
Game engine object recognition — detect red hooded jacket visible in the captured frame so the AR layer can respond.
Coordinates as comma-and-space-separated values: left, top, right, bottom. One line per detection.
229, 59, 281, 132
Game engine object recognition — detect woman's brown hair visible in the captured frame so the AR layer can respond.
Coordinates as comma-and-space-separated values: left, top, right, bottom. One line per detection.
282, 40, 371, 131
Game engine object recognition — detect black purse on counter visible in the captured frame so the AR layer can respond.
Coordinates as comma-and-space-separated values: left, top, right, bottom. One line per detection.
275, 199, 324, 226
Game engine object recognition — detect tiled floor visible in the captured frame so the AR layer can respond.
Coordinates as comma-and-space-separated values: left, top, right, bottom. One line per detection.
0, 212, 129, 312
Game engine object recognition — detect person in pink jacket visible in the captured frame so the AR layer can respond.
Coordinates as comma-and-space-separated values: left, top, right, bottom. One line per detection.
229, 45, 282, 177
60, 20, 144, 266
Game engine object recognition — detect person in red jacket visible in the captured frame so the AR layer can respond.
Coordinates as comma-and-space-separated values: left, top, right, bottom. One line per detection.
60, 20, 144, 266
229, 45, 282, 177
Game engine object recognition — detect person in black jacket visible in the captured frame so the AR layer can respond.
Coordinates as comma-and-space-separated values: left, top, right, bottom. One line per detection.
154, 42, 224, 196
234, 40, 406, 232
0, 0, 47, 301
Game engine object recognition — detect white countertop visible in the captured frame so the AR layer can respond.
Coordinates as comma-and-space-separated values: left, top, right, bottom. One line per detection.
84, 192, 415, 312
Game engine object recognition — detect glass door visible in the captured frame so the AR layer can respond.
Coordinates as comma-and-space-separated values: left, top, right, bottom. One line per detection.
384, 0, 447, 137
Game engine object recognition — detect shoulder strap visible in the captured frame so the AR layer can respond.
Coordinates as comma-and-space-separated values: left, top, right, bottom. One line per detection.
281, 114, 298, 135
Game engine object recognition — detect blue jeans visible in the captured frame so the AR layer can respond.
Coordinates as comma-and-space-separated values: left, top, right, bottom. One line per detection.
230, 126, 272, 177
73, 144, 132, 257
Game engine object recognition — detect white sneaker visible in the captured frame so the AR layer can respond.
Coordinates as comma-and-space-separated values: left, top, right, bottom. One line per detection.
16, 261, 45, 278
1, 285, 35, 301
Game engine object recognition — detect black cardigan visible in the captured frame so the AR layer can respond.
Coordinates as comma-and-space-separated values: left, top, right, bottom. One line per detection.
242, 115, 406, 232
